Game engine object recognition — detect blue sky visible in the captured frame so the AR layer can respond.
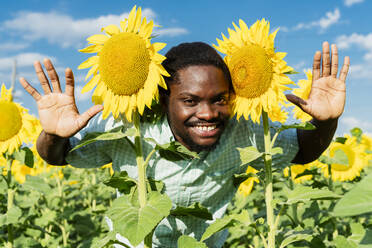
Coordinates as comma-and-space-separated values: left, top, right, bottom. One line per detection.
1, 0, 372, 136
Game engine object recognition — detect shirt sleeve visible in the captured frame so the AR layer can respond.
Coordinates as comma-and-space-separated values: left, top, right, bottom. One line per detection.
65, 113, 125, 169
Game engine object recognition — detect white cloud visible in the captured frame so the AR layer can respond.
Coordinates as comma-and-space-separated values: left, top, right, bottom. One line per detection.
0, 42, 29, 51
281, 8, 340, 32
344, 0, 364, 7
341, 116, 372, 133
0, 53, 57, 70
336, 33, 372, 79
2, 9, 188, 49
75, 85, 92, 102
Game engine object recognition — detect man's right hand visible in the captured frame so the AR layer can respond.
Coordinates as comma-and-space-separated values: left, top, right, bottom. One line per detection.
20, 58, 103, 138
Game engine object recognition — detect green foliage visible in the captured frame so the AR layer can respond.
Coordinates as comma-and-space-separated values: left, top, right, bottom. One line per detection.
170, 202, 213, 220
13, 147, 34, 168
237, 146, 263, 166
333, 172, 372, 217
0, 166, 116, 248
106, 191, 172, 246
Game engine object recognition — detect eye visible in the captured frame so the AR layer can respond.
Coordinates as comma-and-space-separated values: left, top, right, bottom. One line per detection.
183, 98, 196, 106
215, 96, 228, 105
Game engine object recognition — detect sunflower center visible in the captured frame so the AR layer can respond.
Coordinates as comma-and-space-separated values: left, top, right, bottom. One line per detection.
98, 32, 151, 95
229, 44, 273, 98
0, 101, 22, 141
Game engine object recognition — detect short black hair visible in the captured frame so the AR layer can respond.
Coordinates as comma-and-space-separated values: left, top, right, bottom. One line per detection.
160, 42, 232, 95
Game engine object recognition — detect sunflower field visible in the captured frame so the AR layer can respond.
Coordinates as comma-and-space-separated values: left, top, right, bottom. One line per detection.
2, 6, 372, 248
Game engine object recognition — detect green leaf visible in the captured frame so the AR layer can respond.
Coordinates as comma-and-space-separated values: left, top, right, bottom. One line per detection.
177, 235, 207, 248
7, 206, 22, 224
233, 172, 258, 187
13, 147, 34, 168
107, 191, 172, 246
334, 236, 358, 248
286, 185, 341, 204
146, 139, 199, 161
200, 211, 250, 242
91, 232, 116, 248
333, 172, 372, 217
335, 137, 347, 144
279, 233, 312, 248
147, 177, 165, 193
350, 127, 363, 141
271, 147, 283, 156
237, 146, 263, 166
22, 176, 51, 195
278, 122, 316, 133
284, 70, 299, 75
70, 126, 136, 152
349, 223, 365, 244
170, 202, 213, 220
360, 229, 372, 246
34, 209, 57, 226
103, 171, 137, 194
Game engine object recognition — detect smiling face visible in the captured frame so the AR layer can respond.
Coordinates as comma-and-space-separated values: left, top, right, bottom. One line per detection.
164, 65, 231, 152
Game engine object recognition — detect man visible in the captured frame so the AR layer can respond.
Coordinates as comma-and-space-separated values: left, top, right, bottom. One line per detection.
20, 41, 349, 247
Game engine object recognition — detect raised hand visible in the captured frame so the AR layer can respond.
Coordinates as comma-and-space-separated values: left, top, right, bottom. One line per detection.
286, 42, 350, 121
20, 59, 103, 138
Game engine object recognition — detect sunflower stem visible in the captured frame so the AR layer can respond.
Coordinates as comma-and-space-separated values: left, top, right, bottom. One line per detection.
262, 111, 275, 248
132, 113, 152, 248
327, 163, 333, 191
6, 157, 14, 248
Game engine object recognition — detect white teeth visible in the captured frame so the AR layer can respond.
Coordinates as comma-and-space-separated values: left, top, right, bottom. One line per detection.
195, 125, 216, 131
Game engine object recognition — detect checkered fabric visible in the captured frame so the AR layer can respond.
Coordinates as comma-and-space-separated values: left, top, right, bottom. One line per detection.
66, 113, 299, 248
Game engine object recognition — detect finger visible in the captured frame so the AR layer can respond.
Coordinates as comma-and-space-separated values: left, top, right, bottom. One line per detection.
44, 58, 62, 93
339, 56, 350, 82
285, 94, 308, 111
322, 41, 331, 77
65, 68, 75, 97
19, 77, 42, 101
331, 44, 339, 78
312, 51, 321, 82
34, 60, 52, 94
77, 105, 103, 130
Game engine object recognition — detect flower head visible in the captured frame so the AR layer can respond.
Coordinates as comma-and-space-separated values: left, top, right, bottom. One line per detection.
214, 19, 294, 123
292, 70, 312, 122
0, 84, 37, 154
78, 6, 169, 121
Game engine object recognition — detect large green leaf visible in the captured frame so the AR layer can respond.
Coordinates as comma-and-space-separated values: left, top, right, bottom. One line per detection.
279, 233, 312, 248
13, 147, 34, 168
91, 232, 116, 248
200, 210, 250, 242
333, 172, 372, 217
286, 185, 341, 204
107, 191, 172, 246
103, 171, 137, 194
237, 146, 263, 166
177, 235, 207, 248
170, 202, 213, 220
334, 236, 358, 248
6, 206, 22, 225
70, 127, 136, 152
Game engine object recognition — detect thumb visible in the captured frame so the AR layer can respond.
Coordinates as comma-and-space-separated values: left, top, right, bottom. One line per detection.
77, 104, 103, 129
286, 94, 309, 112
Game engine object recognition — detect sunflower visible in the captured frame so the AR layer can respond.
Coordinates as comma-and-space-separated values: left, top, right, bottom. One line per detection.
315, 135, 368, 181
213, 19, 294, 123
292, 70, 312, 122
78, 5, 169, 121
283, 162, 315, 184
360, 134, 372, 163
0, 84, 37, 155
237, 166, 259, 196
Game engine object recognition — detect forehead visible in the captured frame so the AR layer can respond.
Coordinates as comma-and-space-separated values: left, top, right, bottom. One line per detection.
171, 65, 230, 95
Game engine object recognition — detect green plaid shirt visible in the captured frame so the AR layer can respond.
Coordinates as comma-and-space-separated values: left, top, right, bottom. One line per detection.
66, 114, 299, 248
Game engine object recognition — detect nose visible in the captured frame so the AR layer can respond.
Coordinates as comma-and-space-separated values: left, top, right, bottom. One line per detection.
196, 102, 218, 121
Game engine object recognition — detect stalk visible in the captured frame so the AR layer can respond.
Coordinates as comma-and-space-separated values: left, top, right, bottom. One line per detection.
6, 158, 14, 248
288, 169, 299, 226
262, 111, 275, 248
132, 113, 151, 248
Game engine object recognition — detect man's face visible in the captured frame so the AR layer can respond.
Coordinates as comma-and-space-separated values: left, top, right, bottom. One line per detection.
164, 65, 231, 152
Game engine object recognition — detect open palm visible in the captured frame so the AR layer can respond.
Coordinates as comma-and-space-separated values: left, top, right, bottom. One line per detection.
287, 42, 350, 121
20, 59, 102, 138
